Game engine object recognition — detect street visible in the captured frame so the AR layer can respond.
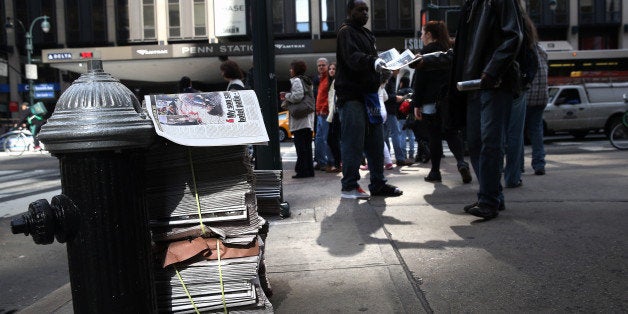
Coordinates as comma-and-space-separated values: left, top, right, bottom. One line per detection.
0, 153, 65, 313
0, 134, 625, 312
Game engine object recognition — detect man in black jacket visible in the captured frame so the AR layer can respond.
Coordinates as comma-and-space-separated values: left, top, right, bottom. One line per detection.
335, 0, 402, 199
420, 0, 524, 219
451, 0, 523, 220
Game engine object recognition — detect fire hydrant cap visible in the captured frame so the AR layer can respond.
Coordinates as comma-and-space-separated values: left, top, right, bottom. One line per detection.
38, 60, 155, 153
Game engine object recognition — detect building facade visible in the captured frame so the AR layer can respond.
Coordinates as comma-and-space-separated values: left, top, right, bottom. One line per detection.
1, 0, 627, 119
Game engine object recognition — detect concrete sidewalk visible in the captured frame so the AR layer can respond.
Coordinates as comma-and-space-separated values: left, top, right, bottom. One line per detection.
22, 146, 628, 313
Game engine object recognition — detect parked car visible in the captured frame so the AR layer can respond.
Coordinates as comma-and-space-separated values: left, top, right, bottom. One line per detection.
278, 111, 291, 142
277, 111, 315, 142
544, 82, 628, 138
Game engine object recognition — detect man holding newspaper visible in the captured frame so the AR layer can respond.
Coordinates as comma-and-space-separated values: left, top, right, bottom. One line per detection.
335, 0, 403, 199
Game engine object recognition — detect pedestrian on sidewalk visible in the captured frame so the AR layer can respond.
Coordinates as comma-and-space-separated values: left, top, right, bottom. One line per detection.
326, 62, 342, 172
281, 60, 316, 179
504, 12, 539, 188
383, 69, 413, 167
313, 57, 335, 172
395, 76, 416, 161
335, 0, 402, 199
418, 0, 524, 219
412, 21, 472, 184
523, 24, 548, 176
220, 60, 246, 91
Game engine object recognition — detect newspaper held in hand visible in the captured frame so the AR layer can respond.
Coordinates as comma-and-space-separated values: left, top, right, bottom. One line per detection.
378, 48, 422, 71
145, 90, 269, 146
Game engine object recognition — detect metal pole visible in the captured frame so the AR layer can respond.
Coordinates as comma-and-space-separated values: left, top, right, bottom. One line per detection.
26, 32, 33, 106
251, 0, 282, 170
25, 16, 49, 106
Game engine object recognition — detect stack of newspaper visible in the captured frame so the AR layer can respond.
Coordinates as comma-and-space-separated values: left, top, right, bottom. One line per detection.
253, 170, 283, 215
154, 237, 273, 313
145, 143, 254, 225
143, 91, 274, 313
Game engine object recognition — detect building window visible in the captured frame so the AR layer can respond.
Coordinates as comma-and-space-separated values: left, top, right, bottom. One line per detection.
579, 0, 621, 25
321, 0, 336, 32
64, 0, 107, 46
524, 0, 569, 41
193, 0, 206, 37
321, 0, 348, 36
142, 0, 155, 39
116, 0, 130, 44
168, 0, 181, 38
398, 0, 413, 29
273, 0, 310, 36
372, 0, 414, 34
525, 0, 568, 25
372, 1, 387, 31
296, 0, 310, 32
13, 0, 56, 56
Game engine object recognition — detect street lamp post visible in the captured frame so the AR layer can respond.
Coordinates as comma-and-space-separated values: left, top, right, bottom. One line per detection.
6, 16, 51, 106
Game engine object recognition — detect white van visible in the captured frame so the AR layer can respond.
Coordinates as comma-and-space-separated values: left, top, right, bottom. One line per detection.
544, 82, 628, 138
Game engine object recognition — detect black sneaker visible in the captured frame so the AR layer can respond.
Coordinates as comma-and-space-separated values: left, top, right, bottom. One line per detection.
505, 180, 522, 188
370, 184, 403, 197
464, 201, 505, 212
458, 166, 472, 184
424, 172, 442, 183
466, 204, 499, 220
534, 168, 545, 175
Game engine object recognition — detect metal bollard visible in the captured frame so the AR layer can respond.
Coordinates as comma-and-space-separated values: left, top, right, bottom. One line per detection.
11, 60, 157, 313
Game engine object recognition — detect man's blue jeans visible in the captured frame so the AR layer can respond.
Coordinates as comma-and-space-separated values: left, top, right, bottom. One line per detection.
385, 114, 406, 162
467, 89, 512, 209
504, 93, 526, 186
339, 100, 386, 192
524, 104, 547, 171
315, 114, 333, 166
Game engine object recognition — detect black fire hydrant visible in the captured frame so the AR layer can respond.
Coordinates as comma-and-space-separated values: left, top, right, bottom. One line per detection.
11, 60, 157, 312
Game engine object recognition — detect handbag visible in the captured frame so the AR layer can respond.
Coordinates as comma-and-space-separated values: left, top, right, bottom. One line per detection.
285, 77, 315, 119
364, 92, 383, 124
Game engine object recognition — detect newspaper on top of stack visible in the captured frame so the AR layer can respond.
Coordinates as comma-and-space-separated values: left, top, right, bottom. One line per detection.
145, 90, 269, 147
378, 48, 422, 71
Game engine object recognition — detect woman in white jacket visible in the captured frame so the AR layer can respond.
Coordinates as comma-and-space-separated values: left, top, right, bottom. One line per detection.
282, 60, 315, 178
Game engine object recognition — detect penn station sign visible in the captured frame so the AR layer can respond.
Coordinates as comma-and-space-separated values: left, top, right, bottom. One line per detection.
172, 40, 312, 58
174, 43, 254, 57
43, 40, 314, 63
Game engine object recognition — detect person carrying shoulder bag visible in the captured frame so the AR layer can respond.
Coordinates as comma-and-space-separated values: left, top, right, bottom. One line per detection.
280, 60, 315, 178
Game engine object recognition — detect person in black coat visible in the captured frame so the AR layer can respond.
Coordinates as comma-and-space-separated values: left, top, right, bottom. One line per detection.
412, 21, 471, 184
418, 0, 524, 220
